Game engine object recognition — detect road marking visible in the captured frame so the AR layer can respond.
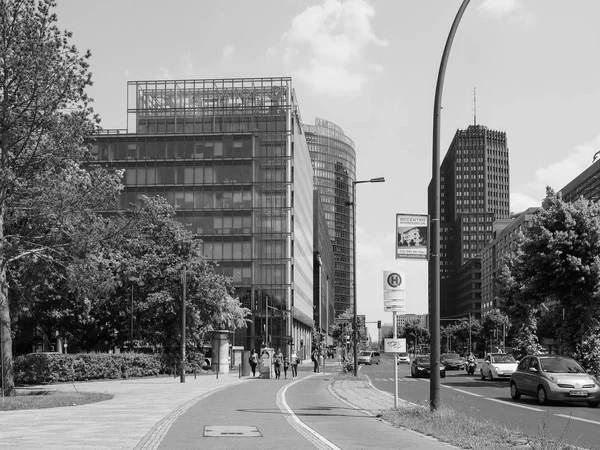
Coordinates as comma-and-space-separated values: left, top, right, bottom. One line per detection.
277, 375, 342, 450
450, 388, 483, 397
555, 414, 600, 426
486, 398, 544, 412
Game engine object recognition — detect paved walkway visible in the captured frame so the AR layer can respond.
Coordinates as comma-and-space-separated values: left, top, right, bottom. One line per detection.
0, 362, 456, 449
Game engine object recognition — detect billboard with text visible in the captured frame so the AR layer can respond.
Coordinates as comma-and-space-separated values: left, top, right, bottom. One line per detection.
396, 213, 428, 260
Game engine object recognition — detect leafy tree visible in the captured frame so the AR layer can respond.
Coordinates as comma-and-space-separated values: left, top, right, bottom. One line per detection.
497, 188, 600, 371
1, 0, 122, 396
480, 309, 510, 352
330, 307, 367, 351
399, 318, 430, 354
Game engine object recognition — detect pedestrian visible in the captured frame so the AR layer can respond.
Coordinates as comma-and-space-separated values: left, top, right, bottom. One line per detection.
249, 348, 258, 377
291, 349, 299, 379
273, 348, 283, 379
283, 356, 290, 379
312, 349, 319, 373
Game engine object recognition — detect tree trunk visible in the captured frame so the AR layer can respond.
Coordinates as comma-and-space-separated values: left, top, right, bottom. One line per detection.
0, 260, 15, 397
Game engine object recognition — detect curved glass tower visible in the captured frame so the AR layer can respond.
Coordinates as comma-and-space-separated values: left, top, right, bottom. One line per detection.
304, 118, 356, 318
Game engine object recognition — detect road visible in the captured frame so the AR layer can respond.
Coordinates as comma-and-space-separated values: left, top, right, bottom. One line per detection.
362, 354, 600, 449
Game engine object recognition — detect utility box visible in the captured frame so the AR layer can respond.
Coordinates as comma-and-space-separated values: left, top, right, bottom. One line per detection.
259, 347, 274, 379
241, 350, 251, 376
231, 346, 244, 369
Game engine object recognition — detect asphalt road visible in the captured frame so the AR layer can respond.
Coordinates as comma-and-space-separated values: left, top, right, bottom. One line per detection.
363, 354, 600, 449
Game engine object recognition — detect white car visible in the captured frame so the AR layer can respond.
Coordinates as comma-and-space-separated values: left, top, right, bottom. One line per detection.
480, 353, 518, 380
397, 352, 410, 364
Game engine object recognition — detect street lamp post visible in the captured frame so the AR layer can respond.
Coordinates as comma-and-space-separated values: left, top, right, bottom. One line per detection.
350, 176, 385, 377
431, 1, 471, 410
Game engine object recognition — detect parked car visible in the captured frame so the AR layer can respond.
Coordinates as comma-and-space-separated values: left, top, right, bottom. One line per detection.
441, 353, 465, 370
397, 352, 410, 364
480, 353, 518, 380
357, 351, 381, 365
411, 355, 446, 378
510, 355, 600, 407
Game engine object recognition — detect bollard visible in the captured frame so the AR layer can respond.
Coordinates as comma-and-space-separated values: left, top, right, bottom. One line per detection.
173, 364, 176, 379
194, 366, 197, 379
239, 363, 241, 378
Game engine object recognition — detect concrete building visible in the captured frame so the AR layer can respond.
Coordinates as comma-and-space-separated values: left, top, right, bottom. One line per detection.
304, 118, 356, 318
559, 158, 600, 202
314, 190, 335, 346
429, 124, 510, 319
90, 77, 315, 353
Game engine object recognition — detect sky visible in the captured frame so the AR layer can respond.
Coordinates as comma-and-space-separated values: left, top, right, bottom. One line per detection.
56, 0, 600, 341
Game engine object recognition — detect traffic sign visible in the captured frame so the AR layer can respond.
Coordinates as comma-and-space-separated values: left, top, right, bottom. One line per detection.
335, 318, 352, 324
384, 338, 407, 353
383, 270, 405, 291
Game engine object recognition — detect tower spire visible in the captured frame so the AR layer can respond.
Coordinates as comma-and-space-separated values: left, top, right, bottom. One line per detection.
472, 87, 477, 126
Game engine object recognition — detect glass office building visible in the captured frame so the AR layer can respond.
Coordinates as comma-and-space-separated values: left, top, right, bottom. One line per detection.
304, 118, 356, 317
90, 77, 314, 353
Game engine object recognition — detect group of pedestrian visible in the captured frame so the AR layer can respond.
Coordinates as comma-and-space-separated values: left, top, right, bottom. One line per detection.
248, 347, 301, 379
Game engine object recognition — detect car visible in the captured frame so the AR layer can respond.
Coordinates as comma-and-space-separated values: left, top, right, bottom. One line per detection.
397, 352, 410, 364
411, 355, 446, 378
510, 355, 600, 408
480, 353, 518, 380
357, 351, 380, 365
441, 353, 465, 370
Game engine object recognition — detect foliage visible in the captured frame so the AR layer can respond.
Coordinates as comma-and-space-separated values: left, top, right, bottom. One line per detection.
497, 188, 600, 370
330, 307, 367, 350
13, 352, 162, 384
399, 318, 430, 353
0, 391, 113, 411
1, 0, 124, 396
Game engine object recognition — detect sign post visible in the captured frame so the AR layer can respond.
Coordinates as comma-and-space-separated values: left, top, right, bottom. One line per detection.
383, 270, 405, 409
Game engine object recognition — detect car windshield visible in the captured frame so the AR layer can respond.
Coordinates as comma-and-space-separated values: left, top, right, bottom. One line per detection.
416, 356, 430, 363
359, 351, 371, 357
398, 353, 408, 357
442, 353, 460, 359
491, 354, 516, 364
540, 357, 585, 373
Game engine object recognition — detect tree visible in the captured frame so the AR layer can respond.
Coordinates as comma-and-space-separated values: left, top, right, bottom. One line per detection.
399, 318, 430, 354
480, 309, 510, 352
330, 307, 367, 351
1, 0, 123, 396
497, 188, 600, 371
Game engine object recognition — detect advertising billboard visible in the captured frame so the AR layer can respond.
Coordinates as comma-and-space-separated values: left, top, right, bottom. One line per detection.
396, 213, 428, 260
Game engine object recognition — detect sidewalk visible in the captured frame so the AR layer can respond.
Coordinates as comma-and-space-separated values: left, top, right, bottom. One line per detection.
0, 362, 456, 449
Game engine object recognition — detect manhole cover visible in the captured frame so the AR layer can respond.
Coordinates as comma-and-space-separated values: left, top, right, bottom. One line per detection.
204, 426, 261, 437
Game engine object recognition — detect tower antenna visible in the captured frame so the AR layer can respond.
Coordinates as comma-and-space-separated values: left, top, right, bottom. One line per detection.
472, 87, 477, 126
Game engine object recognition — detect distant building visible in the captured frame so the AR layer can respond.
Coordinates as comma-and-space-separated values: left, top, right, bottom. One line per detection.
314, 190, 335, 346
429, 124, 510, 319
305, 118, 356, 318
559, 158, 600, 203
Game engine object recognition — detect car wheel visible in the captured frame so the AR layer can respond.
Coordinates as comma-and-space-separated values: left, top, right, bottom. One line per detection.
489, 371, 495, 381
537, 386, 548, 405
510, 382, 521, 400
441, 372, 446, 379
480, 369, 486, 380
411, 368, 417, 378
587, 401, 599, 408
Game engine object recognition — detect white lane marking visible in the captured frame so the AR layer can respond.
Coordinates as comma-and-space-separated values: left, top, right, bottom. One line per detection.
451, 388, 483, 397
277, 375, 342, 450
555, 414, 600, 426
486, 398, 545, 412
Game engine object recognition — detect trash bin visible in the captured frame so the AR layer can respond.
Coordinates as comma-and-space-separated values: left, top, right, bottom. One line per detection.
241, 350, 250, 376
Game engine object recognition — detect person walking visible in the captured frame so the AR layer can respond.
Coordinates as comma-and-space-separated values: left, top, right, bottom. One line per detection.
291, 349, 299, 379
249, 348, 258, 377
283, 356, 290, 379
273, 348, 284, 379
312, 348, 319, 373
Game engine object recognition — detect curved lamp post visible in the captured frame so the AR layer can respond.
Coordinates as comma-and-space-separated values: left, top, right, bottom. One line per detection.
431, 0, 471, 411
351, 176, 385, 376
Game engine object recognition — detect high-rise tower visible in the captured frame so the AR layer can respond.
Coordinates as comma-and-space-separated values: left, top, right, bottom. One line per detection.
431, 124, 510, 319
304, 118, 356, 318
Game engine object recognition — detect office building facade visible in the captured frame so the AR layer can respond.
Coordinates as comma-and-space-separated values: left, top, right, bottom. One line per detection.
431, 124, 510, 319
559, 158, 600, 203
90, 77, 314, 354
304, 118, 356, 317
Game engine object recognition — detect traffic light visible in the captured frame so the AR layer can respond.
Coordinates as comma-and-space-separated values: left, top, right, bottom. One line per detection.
345, 335, 350, 344
377, 320, 381, 329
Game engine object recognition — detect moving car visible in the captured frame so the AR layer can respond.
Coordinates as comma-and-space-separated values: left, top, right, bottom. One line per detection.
480, 353, 518, 380
357, 351, 381, 365
510, 355, 600, 407
397, 352, 410, 364
441, 353, 464, 370
411, 355, 446, 378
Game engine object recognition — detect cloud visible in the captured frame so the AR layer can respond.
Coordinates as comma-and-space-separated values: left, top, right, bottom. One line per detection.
478, 0, 534, 25
512, 135, 600, 212
222, 44, 235, 59
282, 0, 387, 97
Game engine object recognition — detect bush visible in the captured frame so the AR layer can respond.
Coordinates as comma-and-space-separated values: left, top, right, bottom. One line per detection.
13, 352, 162, 384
